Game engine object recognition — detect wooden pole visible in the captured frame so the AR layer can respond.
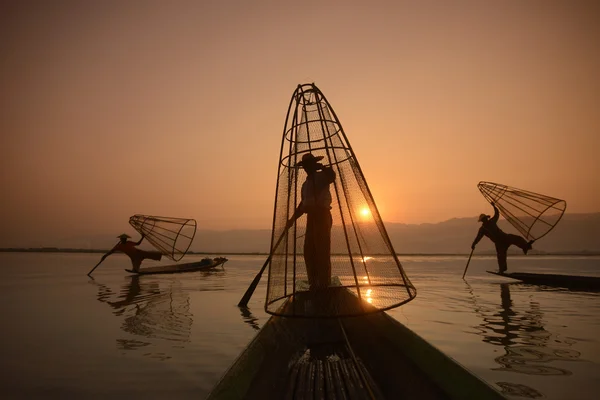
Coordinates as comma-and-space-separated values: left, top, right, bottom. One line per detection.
462, 248, 475, 279
238, 231, 286, 308
87, 258, 105, 276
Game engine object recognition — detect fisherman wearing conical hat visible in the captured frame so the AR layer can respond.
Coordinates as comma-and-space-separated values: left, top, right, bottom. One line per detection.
287, 153, 336, 290
471, 202, 533, 273
98, 233, 162, 273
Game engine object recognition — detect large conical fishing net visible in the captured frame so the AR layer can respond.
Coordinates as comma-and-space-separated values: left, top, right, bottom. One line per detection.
478, 181, 567, 242
129, 215, 196, 261
266, 83, 416, 318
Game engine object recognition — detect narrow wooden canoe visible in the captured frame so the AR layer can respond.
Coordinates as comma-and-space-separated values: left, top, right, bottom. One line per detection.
125, 257, 227, 275
207, 288, 505, 399
487, 271, 600, 291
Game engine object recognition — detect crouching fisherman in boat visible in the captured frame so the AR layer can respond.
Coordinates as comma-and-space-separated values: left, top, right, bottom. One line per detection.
471, 203, 533, 273
99, 234, 162, 273
287, 153, 336, 291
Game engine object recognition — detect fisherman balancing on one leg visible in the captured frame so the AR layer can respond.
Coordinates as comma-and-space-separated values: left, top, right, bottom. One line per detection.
471, 203, 534, 273
99, 233, 162, 273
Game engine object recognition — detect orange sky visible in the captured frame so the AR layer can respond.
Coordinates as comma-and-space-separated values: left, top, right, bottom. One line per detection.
1, 1, 599, 246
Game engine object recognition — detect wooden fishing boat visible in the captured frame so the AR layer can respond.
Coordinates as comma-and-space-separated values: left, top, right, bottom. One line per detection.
214, 83, 503, 398
487, 270, 600, 291
125, 257, 227, 275
208, 288, 505, 400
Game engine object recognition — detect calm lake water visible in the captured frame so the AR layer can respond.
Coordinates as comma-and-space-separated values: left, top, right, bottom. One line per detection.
0, 252, 599, 399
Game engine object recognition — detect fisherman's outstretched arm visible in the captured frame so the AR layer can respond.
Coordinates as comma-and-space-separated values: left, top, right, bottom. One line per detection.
100, 245, 117, 261
491, 203, 500, 223
287, 202, 305, 228
472, 229, 485, 249
135, 235, 145, 245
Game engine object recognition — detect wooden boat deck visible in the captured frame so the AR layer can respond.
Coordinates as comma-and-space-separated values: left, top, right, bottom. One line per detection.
285, 341, 384, 399
487, 270, 600, 291
208, 288, 505, 399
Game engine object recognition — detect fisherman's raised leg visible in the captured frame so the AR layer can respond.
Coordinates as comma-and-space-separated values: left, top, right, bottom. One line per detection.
507, 234, 533, 255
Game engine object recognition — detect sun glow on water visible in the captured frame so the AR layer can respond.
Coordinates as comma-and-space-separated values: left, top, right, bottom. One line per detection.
366, 288, 373, 303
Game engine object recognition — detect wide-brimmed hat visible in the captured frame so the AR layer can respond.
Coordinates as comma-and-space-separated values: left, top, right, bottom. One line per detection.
117, 233, 131, 239
297, 153, 324, 166
478, 214, 489, 222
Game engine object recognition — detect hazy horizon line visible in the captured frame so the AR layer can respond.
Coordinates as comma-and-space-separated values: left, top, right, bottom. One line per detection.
2, 248, 599, 257
119, 210, 600, 232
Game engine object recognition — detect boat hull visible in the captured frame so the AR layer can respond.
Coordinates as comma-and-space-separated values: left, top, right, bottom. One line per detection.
487, 271, 600, 291
208, 289, 504, 399
125, 257, 227, 275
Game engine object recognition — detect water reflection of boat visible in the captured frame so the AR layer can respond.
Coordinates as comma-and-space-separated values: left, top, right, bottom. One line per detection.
470, 282, 582, 397
487, 271, 600, 291
94, 276, 193, 353
208, 289, 505, 399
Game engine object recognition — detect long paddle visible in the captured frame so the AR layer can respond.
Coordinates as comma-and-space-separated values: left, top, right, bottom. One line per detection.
238, 231, 287, 308
88, 241, 118, 276
87, 257, 106, 276
462, 248, 475, 279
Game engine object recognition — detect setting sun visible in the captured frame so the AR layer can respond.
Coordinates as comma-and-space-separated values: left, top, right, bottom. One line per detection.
360, 207, 371, 218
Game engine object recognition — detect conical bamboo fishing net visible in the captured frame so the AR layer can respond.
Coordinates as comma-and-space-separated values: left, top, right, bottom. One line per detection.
265, 83, 416, 318
129, 215, 196, 261
478, 182, 567, 242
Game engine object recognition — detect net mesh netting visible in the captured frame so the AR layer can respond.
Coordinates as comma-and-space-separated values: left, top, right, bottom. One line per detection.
265, 83, 416, 318
478, 181, 567, 242
129, 215, 196, 261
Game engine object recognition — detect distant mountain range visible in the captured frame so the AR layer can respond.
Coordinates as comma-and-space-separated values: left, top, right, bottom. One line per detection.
384, 213, 600, 255
14, 212, 597, 255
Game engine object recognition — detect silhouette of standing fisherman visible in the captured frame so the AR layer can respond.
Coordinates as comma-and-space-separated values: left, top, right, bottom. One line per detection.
99, 234, 162, 273
472, 203, 533, 273
287, 153, 336, 290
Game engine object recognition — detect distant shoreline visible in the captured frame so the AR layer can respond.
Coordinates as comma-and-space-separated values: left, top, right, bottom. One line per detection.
1, 248, 599, 256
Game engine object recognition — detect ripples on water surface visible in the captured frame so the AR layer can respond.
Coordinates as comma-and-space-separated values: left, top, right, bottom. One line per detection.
0, 253, 598, 399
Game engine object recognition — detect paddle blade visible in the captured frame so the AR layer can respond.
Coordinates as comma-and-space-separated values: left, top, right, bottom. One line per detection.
237, 263, 267, 308
238, 233, 286, 308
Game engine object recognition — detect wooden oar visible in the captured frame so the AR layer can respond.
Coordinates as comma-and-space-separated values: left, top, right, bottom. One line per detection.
238, 231, 287, 308
88, 241, 119, 276
87, 258, 106, 276
462, 248, 475, 279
